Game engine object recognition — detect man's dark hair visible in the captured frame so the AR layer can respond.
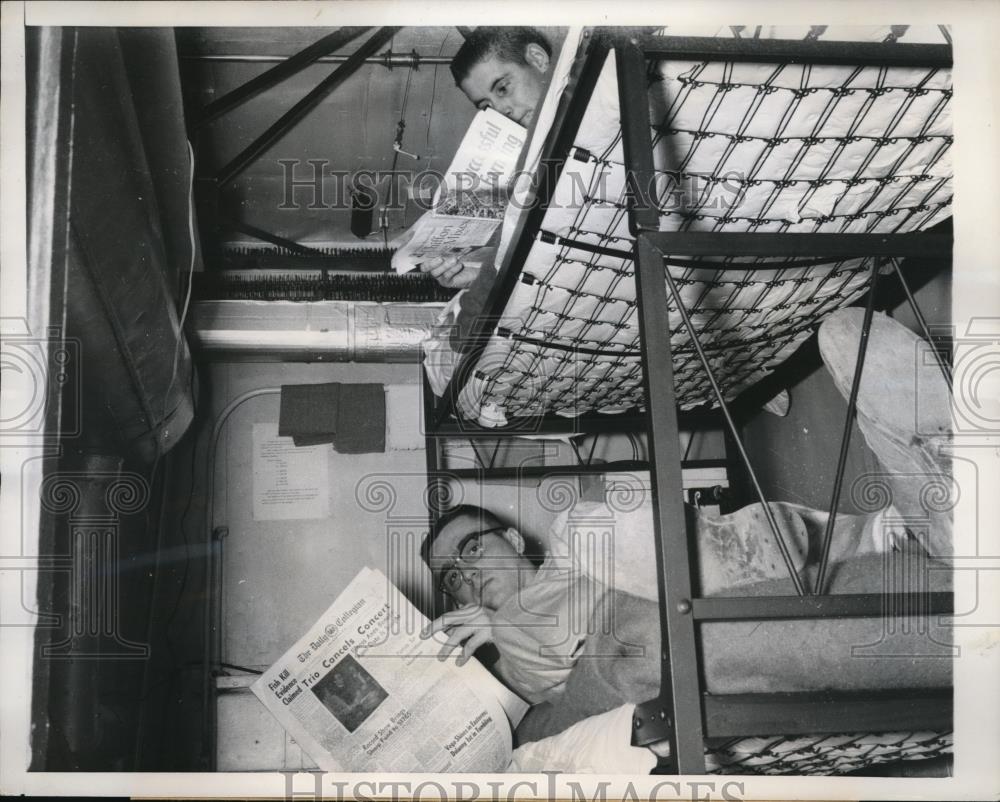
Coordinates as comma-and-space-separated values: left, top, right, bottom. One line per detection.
421, 504, 544, 570
421, 504, 502, 567
450, 26, 552, 86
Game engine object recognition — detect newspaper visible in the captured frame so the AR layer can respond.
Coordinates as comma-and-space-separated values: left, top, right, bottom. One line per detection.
251, 567, 528, 772
393, 108, 526, 273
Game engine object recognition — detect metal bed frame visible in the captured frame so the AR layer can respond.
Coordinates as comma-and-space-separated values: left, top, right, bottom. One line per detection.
422, 28, 955, 774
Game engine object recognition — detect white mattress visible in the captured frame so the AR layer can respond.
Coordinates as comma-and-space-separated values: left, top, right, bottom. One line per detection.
448, 27, 952, 424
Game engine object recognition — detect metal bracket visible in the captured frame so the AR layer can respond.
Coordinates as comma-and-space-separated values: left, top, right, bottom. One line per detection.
631, 698, 674, 747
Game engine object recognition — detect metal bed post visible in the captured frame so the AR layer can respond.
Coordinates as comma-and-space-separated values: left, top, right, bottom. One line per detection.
422, 354, 448, 526
642, 245, 955, 738
422, 356, 460, 619
622, 28, 954, 752
890, 256, 954, 388
815, 261, 881, 593
636, 33, 953, 67
615, 33, 705, 774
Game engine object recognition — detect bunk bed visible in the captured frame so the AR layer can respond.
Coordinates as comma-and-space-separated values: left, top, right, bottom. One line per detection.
422, 27, 954, 775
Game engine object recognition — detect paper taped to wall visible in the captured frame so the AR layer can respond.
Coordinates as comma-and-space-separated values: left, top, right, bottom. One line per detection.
252, 422, 330, 521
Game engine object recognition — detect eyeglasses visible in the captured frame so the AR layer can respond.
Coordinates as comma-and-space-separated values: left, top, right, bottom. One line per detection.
437, 526, 507, 597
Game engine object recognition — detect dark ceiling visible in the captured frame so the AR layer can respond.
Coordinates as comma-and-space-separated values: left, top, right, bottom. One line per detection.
177, 27, 567, 253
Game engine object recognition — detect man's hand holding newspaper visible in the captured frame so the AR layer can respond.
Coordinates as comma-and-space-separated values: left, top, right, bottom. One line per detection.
251, 567, 527, 773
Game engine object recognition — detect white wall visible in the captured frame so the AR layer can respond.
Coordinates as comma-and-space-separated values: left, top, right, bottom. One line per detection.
207, 359, 595, 770
205, 359, 725, 770
206, 361, 431, 670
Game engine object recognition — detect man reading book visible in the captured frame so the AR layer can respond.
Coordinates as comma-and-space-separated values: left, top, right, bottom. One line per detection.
404, 26, 553, 291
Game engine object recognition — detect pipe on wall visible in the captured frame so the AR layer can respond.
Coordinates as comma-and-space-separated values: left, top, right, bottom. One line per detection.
187, 300, 445, 362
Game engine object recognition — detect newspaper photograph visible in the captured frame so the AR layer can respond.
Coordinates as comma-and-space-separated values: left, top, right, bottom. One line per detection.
251, 567, 524, 772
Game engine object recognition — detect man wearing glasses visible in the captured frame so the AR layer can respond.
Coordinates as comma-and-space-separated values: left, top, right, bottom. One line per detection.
420, 502, 660, 740
424, 510, 534, 614
418, 311, 956, 747
419, 506, 546, 677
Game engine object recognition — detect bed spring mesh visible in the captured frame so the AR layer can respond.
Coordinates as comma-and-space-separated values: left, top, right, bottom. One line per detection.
458, 50, 952, 421
704, 729, 952, 775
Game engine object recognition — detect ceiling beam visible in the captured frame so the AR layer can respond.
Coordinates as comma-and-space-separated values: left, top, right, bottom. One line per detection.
182, 52, 452, 66
192, 27, 371, 131
216, 27, 400, 186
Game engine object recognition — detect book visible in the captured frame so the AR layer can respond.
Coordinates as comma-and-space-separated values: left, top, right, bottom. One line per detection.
251, 567, 528, 772
392, 108, 526, 274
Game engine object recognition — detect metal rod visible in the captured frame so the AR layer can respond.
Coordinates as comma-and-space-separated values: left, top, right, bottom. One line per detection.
430, 461, 650, 480
630, 235, 706, 767
661, 256, 807, 596
422, 362, 452, 613
891, 257, 954, 388
427, 401, 721, 439
223, 221, 327, 256
660, 254, 841, 271
693, 591, 953, 621
639, 34, 953, 68
205, 253, 396, 273
681, 458, 731, 469
216, 27, 400, 185
721, 425, 752, 508
703, 689, 952, 738
429, 411, 649, 437
815, 262, 881, 594
182, 52, 453, 66
192, 28, 371, 130
422, 361, 444, 493
617, 40, 661, 235
507, 315, 827, 358
538, 229, 634, 259
467, 439, 487, 469
643, 230, 953, 259
542, 228, 953, 270
204, 387, 281, 769
434, 29, 611, 429
619, 32, 706, 773
501, 329, 640, 357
